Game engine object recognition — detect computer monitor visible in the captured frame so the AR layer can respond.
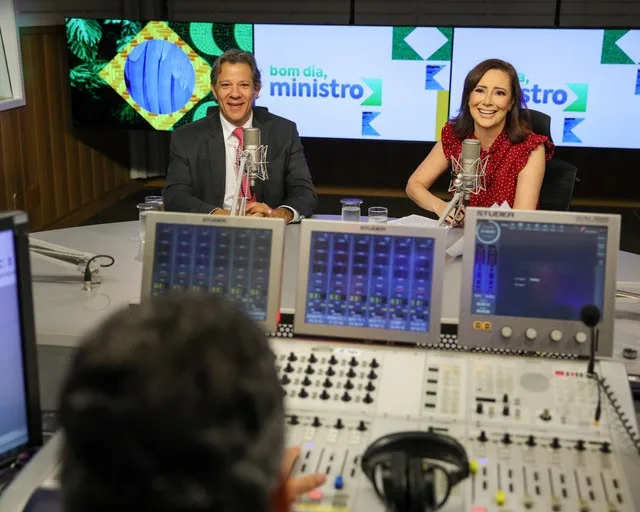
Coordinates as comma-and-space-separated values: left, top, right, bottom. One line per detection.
0, 212, 42, 468
458, 208, 620, 356
141, 212, 286, 333
294, 220, 446, 344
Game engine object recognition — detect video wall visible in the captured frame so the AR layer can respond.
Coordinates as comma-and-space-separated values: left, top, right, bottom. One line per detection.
65, 18, 640, 149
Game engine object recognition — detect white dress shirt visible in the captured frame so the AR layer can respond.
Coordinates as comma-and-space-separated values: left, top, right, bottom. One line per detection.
218, 113, 300, 221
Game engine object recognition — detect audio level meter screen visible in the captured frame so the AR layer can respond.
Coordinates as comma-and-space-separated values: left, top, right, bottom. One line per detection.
471, 221, 608, 320
150, 223, 273, 321
304, 231, 436, 332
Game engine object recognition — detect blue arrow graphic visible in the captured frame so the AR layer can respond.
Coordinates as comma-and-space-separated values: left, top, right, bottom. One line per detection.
362, 112, 381, 136
636, 69, 640, 95
426, 65, 445, 91
563, 118, 584, 143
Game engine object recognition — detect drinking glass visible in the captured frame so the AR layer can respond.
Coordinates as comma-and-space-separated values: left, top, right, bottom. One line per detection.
145, 195, 164, 211
137, 202, 159, 242
340, 198, 363, 222
367, 206, 388, 224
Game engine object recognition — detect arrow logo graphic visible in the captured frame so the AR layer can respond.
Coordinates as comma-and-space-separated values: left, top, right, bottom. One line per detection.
564, 83, 588, 112
563, 118, 584, 143
362, 112, 381, 136
361, 78, 382, 106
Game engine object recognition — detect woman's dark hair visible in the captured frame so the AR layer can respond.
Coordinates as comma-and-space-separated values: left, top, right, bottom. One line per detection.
452, 58, 531, 143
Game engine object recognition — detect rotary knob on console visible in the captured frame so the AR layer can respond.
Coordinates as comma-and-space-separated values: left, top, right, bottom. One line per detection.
326, 366, 336, 377
344, 380, 354, 390
501, 433, 512, 445
289, 415, 299, 425
575, 331, 588, 344
308, 353, 318, 363
525, 328, 538, 341
550, 330, 563, 342
284, 363, 294, 373
357, 420, 367, 432
363, 393, 373, 404
312, 417, 321, 428
298, 388, 309, 399
320, 390, 330, 400
334, 418, 344, 429
477, 430, 488, 443
302, 376, 312, 386
323, 378, 333, 388
329, 355, 338, 365
347, 368, 357, 379
305, 365, 315, 375
281, 374, 291, 386
370, 358, 380, 368
540, 408, 552, 422
365, 381, 376, 392
575, 440, 586, 451
287, 352, 297, 362
550, 437, 561, 450
600, 442, 611, 453
341, 391, 352, 402
525, 435, 536, 447
500, 325, 513, 339
349, 356, 359, 367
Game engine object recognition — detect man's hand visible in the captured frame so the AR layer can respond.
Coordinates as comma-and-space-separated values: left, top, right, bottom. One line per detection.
281, 446, 326, 502
245, 203, 294, 223
210, 208, 230, 216
245, 202, 272, 218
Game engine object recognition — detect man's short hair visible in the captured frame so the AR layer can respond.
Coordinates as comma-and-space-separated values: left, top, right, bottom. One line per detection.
210, 48, 262, 89
59, 293, 284, 511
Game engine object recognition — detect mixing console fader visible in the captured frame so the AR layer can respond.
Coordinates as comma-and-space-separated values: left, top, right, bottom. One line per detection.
271, 338, 640, 512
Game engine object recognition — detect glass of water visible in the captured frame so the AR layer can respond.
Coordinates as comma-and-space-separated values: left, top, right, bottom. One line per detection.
145, 195, 164, 211
137, 202, 159, 242
367, 206, 388, 224
340, 198, 363, 222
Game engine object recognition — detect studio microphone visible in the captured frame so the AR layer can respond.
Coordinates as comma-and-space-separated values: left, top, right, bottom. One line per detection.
243, 127, 261, 188
437, 139, 488, 227
459, 139, 481, 193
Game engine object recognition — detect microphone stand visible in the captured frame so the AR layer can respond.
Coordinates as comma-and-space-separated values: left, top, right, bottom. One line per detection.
230, 145, 269, 217
437, 155, 488, 228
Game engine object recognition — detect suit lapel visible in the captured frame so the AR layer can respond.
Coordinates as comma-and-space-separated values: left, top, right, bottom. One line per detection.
205, 113, 226, 206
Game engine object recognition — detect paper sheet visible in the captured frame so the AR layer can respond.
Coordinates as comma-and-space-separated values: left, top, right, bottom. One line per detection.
387, 214, 440, 228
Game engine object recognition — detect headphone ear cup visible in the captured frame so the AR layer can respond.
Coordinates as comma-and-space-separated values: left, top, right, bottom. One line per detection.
408, 458, 437, 512
381, 451, 408, 512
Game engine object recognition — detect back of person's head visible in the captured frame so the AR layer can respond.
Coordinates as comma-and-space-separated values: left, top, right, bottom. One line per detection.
59, 293, 284, 512
453, 58, 531, 143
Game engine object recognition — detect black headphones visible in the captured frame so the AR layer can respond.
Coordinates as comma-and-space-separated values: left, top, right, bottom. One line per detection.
361, 431, 470, 512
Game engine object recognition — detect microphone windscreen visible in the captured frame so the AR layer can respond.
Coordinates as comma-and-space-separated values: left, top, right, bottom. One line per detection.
461, 139, 481, 161
243, 127, 261, 148
580, 304, 601, 327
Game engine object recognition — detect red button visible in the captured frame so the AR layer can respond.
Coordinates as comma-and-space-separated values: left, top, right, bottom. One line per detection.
308, 490, 323, 500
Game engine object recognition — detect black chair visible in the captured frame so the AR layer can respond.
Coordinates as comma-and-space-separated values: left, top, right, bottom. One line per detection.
527, 109, 578, 211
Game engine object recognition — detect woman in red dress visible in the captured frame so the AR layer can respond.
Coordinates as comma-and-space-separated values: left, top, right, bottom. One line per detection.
406, 59, 554, 221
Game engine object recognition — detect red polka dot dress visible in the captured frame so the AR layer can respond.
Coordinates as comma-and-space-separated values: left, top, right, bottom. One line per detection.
440, 122, 554, 208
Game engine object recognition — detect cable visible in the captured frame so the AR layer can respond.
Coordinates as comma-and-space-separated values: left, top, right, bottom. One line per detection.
588, 372, 640, 457
83, 254, 115, 289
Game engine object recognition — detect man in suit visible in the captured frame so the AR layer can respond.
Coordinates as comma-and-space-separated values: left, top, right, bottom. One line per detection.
163, 49, 317, 223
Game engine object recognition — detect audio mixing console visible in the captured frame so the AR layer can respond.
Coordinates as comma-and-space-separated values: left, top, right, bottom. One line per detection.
272, 337, 640, 512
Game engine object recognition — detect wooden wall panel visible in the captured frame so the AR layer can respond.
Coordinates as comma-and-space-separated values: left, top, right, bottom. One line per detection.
0, 26, 136, 231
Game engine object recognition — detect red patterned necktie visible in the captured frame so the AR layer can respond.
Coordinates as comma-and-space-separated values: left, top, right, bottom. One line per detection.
232, 127, 253, 202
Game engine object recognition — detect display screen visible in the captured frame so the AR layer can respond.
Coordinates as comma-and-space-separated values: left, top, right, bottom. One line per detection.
150, 223, 273, 321
0, 229, 29, 462
65, 18, 452, 140
450, 28, 640, 149
304, 231, 437, 332
254, 24, 452, 141
471, 220, 608, 320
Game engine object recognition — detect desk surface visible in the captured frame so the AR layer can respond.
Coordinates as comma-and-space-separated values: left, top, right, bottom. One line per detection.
30, 220, 640, 367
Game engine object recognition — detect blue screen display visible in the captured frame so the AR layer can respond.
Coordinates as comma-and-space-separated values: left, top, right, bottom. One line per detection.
471, 220, 608, 320
304, 231, 436, 332
150, 223, 273, 321
0, 229, 29, 462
